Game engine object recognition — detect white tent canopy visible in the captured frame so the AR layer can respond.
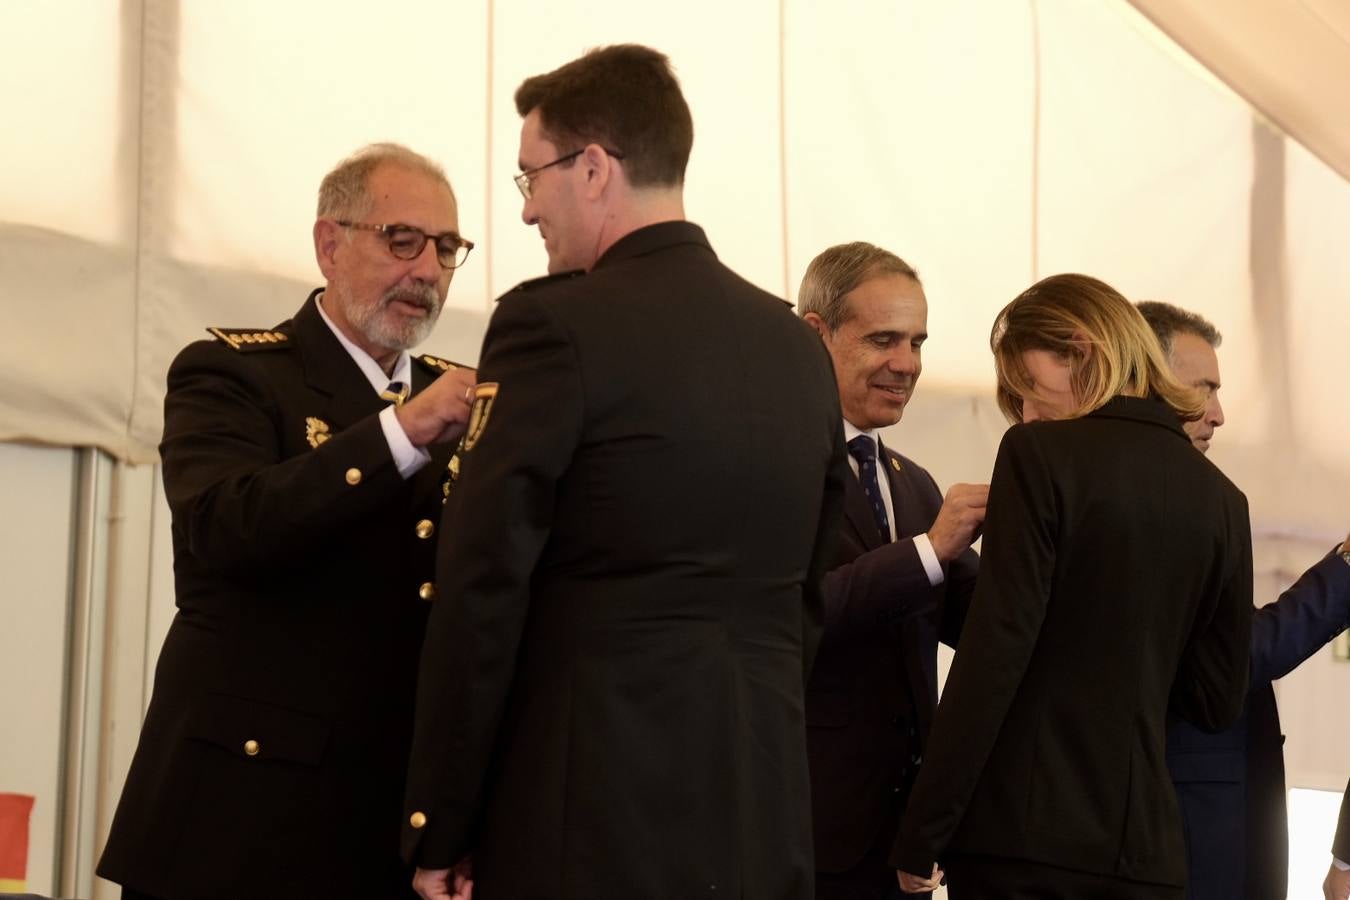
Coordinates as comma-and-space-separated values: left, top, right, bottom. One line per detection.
1, 1, 1348, 895
3, 1, 1348, 481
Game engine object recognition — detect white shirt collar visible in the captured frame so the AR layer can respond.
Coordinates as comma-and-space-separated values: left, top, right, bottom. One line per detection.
315, 291, 412, 395
842, 419, 878, 446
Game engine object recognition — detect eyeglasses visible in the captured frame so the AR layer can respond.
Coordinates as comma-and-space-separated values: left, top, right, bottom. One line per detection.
513, 146, 625, 200
337, 221, 474, 269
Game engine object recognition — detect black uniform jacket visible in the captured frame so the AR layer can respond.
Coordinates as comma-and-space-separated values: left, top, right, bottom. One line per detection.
401, 221, 848, 900
98, 291, 454, 899
808, 441, 978, 873
892, 396, 1253, 888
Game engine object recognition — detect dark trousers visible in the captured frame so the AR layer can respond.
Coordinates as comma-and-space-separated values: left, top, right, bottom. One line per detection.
817, 856, 908, 900
945, 855, 1184, 900
122, 889, 164, 900
816, 791, 913, 900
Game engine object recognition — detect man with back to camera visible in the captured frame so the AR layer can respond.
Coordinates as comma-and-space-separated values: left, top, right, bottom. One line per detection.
797, 242, 985, 899
97, 143, 478, 900
1138, 300, 1350, 900
400, 45, 848, 900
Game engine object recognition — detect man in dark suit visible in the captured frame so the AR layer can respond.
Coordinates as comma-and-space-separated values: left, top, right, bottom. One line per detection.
1139, 301, 1350, 900
796, 242, 984, 900
1326, 783, 1350, 900
97, 143, 478, 899
401, 45, 847, 900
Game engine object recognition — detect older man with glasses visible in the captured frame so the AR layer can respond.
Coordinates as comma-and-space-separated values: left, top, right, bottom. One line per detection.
401, 44, 847, 900
98, 143, 477, 900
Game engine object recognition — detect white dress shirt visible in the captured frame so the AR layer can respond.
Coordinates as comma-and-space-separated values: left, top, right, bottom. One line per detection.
316, 292, 430, 479
842, 420, 944, 587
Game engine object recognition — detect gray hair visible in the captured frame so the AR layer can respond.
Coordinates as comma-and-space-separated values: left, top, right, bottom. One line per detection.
1135, 300, 1223, 355
797, 242, 920, 331
316, 143, 454, 221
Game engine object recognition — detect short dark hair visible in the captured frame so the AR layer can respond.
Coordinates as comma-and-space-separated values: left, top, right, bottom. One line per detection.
1136, 300, 1223, 355
514, 44, 693, 188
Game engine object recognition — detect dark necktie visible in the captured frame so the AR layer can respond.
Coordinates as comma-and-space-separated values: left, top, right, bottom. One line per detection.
848, 434, 891, 543
380, 380, 409, 407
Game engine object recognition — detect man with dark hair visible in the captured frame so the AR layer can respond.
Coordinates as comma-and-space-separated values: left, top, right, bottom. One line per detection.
98, 143, 478, 899
1139, 300, 1350, 900
402, 44, 846, 900
798, 242, 983, 900
1137, 301, 1225, 453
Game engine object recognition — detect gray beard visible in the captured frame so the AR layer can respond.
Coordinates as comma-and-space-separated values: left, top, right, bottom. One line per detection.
339, 282, 443, 352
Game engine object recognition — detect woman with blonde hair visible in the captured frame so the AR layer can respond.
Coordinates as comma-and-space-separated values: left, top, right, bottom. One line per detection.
892, 274, 1253, 899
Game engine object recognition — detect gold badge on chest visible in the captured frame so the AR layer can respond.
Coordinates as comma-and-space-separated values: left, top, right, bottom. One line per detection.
889, 457, 901, 473
442, 453, 461, 503
305, 417, 332, 448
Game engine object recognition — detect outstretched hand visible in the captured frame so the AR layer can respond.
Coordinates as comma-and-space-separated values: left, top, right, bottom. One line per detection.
396, 367, 478, 447
927, 483, 989, 562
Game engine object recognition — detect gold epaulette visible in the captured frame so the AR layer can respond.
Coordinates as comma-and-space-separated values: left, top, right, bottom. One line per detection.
207, 327, 291, 351
414, 353, 469, 374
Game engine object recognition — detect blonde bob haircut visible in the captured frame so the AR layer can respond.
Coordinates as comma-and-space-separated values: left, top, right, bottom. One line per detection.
990, 273, 1204, 425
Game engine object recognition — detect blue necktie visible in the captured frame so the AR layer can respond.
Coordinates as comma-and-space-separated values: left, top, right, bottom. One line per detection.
380, 380, 409, 407
848, 435, 891, 543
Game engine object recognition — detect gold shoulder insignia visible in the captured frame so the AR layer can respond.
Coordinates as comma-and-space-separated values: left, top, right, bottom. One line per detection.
414, 353, 469, 375
509, 270, 584, 294
208, 327, 291, 352
462, 382, 499, 451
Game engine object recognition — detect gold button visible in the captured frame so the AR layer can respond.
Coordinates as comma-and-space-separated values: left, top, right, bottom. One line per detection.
419, 582, 437, 602
244, 739, 259, 757
410, 811, 427, 829
345, 467, 362, 485
415, 519, 435, 539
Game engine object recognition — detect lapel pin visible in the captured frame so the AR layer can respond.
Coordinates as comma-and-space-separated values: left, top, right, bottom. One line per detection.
305, 417, 331, 449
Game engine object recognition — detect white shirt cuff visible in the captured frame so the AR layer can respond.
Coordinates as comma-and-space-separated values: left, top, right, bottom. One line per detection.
914, 533, 945, 587
379, 405, 431, 479
1335, 856, 1350, 871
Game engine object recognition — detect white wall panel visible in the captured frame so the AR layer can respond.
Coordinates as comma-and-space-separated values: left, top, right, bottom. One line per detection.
0, 443, 76, 895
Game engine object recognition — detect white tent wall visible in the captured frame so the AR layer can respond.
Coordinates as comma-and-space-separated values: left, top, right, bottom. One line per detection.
1, 1, 1348, 895
0, 444, 78, 895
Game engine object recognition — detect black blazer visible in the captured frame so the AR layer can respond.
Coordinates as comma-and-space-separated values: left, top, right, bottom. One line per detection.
98, 293, 453, 899
401, 222, 848, 900
807, 440, 977, 872
1168, 548, 1350, 900
893, 396, 1252, 888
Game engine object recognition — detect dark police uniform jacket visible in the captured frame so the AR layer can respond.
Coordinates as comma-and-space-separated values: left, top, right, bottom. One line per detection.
98, 291, 455, 899
894, 397, 1253, 891
808, 441, 978, 876
401, 221, 848, 900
